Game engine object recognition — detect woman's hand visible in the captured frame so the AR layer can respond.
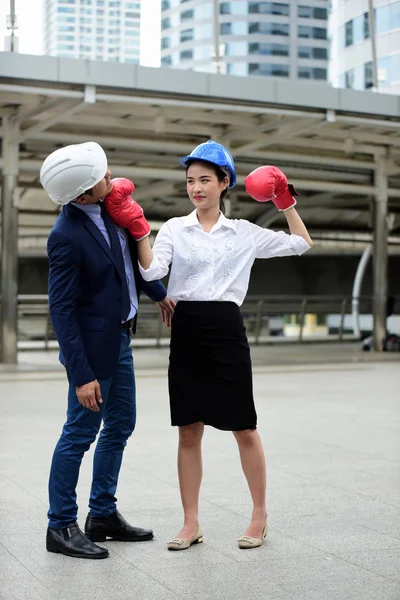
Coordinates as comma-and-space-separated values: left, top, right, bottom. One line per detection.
157, 297, 176, 328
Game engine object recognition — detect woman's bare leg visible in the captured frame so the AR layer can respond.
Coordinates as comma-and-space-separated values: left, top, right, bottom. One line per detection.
233, 429, 267, 538
174, 422, 204, 539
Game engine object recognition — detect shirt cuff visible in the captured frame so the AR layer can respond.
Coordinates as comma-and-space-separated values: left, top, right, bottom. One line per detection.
138, 256, 163, 281
291, 234, 311, 255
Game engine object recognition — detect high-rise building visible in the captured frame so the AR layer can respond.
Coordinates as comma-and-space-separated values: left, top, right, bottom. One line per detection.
43, 0, 141, 64
160, 1, 329, 82
330, 0, 400, 94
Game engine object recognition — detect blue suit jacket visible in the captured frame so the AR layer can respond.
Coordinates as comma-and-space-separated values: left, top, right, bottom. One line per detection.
47, 203, 166, 387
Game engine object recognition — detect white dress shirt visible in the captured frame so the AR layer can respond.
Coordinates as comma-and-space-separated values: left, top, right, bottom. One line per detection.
139, 210, 311, 306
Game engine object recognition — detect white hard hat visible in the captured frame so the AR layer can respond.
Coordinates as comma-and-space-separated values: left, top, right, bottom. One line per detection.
40, 141, 108, 205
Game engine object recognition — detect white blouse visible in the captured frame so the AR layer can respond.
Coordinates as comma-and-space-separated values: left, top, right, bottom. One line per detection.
139, 210, 311, 306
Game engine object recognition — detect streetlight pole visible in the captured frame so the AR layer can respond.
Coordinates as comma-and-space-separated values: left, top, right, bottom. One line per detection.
367, 0, 379, 90
212, 0, 221, 74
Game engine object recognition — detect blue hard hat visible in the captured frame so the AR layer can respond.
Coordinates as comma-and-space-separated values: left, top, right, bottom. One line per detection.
179, 140, 237, 188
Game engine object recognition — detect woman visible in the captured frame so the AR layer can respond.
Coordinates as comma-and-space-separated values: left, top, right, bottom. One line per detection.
105, 140, 312, 550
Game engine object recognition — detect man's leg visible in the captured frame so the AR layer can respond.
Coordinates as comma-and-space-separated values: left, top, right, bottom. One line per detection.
89, 330, 136, 517
85, 331, 153, 542
48, 378, 111, 529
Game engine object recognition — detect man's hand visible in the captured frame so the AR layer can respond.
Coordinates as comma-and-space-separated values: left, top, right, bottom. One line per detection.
156, 297, 176, 328
76, 380, 103, 412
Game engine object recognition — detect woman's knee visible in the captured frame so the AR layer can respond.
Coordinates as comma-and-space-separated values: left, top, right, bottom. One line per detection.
179, 422, 204, 447
233, 428, 259, 447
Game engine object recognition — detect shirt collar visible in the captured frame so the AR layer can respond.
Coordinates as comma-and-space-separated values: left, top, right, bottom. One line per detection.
183, 210, 236, 232
72, 201, 102, 216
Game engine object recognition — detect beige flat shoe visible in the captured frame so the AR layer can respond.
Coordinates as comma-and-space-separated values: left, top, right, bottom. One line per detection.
238, 523, 268, 549
167, 526, 203, 551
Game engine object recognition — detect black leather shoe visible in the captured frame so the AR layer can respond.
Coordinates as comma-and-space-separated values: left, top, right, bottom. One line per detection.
85, 510, 154, 542
46, 522, 109, 559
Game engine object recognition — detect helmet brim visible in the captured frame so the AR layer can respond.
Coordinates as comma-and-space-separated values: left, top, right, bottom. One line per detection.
178, 156, 236, 188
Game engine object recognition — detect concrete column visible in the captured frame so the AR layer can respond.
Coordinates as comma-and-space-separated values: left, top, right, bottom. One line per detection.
1, 116, 20, 363
372, 156, 388, 351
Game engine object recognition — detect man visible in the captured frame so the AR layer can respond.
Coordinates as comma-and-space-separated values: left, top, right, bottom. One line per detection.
40, 141, 174, 559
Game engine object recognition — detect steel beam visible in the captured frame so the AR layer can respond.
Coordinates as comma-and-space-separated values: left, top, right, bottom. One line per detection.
373, 156, 388, 351
233, 117, 328, 154
0, 116, 19, 363
20, 85, 96, 142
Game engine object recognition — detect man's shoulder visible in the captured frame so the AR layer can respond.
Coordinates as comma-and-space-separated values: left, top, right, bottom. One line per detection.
48, 212, 82, 248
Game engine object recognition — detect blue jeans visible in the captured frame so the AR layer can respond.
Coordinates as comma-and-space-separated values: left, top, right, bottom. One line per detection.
48, 330, 136, 529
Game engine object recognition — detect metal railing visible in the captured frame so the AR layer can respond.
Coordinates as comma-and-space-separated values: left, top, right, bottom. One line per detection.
6, 293, 383, 350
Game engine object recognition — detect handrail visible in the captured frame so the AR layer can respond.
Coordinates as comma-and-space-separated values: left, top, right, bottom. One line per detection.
1, 293, 397, 349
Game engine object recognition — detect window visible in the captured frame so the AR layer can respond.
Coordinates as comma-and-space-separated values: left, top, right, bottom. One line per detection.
249, 42, 289, 56
345, 20, 353, 46
298, 46, 327, 60
298, 6, 327, 19
220, 23, 232, 35
377, 53, 400, 85
161, 17, 171, 30
363, 12, 370, 39
125, 29, 139, 37
161, 0, 170, 9
298, 26, 327, 40
345, 69, 354, 88
161, 55, 172, 66
57, 44, 75, 51
181, 9, 194, 21
180, 28, 194, 42
364, 61, 373, 89
298, 66, 327, 80
161, 36, 170, 49
125, 38, 140, 47
220, 2, 231, 14
125, 12, 140, 19
249, 22, 289, 36
57, 6, 75, 12
249, 2, 289, 16
249, 63, 289, 76
376, 3, 391, 34
225, 41, 247, 55
180, 49, 193, 60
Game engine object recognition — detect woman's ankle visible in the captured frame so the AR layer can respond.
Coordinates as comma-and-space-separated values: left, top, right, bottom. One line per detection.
252, 508, 267, 522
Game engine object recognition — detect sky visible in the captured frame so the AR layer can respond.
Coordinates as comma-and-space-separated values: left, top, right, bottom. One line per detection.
0, 0, 162, 66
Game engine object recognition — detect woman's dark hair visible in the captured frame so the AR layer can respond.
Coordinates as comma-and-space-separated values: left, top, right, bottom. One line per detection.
186, 160, 229, 213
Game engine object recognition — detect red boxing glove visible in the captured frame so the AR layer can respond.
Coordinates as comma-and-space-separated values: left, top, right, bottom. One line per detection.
103, 178, 150, 241
244, 166, 299, 211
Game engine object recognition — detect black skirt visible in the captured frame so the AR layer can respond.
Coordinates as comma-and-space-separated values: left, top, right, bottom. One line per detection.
168, 301, 257, 431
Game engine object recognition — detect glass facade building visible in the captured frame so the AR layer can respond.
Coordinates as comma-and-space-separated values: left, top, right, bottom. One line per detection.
160, 1, 329, 82
43, 0, 141, 64
330, 0, 400, 94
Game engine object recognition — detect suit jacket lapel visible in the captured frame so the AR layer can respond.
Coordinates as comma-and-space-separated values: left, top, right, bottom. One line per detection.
64, 203, 121, 276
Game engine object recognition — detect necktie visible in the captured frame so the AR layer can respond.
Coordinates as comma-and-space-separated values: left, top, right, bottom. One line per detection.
100, 203, 131, 322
